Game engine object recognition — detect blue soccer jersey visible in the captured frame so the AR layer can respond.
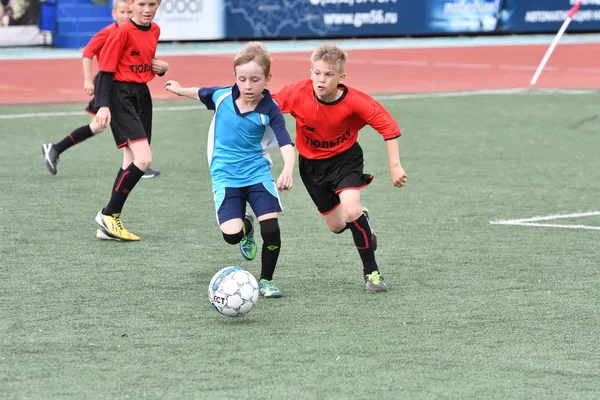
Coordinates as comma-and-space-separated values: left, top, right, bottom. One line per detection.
198, 84, 293, 192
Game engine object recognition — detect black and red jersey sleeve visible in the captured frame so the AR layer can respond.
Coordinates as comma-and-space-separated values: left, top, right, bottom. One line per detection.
351, 89, 401, 140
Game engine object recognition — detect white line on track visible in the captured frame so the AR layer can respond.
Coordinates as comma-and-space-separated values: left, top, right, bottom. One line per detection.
0, 89, 597, 120
272, 55, 600, 75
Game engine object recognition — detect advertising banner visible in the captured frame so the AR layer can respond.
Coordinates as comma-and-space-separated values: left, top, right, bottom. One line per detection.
155, 0, 225, 41
223, 0, 409, 38
496, 0, 600, 32
3, 0, 600, 47
0, 0, 44, 46
426, 0, 505, 33
222, 0, 600, 39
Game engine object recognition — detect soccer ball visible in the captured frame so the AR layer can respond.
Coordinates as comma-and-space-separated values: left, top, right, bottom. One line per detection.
208, 267, 259, 317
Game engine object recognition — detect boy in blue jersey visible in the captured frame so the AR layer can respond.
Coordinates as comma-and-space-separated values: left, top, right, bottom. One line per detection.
164, 42, 295, 298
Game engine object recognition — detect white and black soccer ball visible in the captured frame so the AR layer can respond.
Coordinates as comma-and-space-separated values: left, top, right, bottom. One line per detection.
208, 267, 259, 317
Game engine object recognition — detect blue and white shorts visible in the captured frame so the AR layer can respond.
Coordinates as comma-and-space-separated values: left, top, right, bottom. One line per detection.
213, 181, 282, 225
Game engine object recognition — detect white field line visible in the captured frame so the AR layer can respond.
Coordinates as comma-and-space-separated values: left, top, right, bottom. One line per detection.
0, 105, 203, 120
0, 89, 597, 120
490, 211, 600, 224
495, 222, 600, 230
375, 88, 596, 100
490, 211, 600, 230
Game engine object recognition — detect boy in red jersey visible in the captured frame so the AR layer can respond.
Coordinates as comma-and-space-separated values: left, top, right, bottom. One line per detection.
272, 44, 407, 292
40, 0, 161, 179
93, 0, 168, 241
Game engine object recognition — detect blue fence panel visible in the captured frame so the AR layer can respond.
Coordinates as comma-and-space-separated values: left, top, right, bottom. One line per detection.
53, 1, 112, 48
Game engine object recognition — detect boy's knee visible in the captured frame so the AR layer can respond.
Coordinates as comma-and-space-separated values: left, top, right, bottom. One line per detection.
136, 157, 152, 171
324, 218, 346, 233
89, 121, 105, 134
343, 208, 362, 223
330, 225, 346, 234
222, 230, 244, 245
332, 225, 347, 234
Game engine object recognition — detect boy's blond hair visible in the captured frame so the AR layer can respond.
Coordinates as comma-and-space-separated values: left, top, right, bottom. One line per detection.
233, 41, 272, 77
310, 44, 348, 73
113, 0, 128, 9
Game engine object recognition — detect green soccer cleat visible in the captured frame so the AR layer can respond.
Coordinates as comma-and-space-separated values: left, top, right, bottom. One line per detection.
361, 206, 377, 251
364, 271, 387, 293
258, 279, 283, 298
239, 213, 257, 260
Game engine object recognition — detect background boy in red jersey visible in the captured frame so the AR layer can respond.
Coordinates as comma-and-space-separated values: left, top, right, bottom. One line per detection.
93, 0, 168, 241
40, 0, 161, 179
272, 44, 407, 292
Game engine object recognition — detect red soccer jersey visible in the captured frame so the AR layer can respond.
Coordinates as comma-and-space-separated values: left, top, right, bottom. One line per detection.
82, 22, 117, 65
99, 19, 160, 83
273, 79, 400, 160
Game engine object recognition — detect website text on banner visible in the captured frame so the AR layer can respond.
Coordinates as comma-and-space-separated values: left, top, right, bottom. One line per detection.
0, 0, 44, 46
224, 0, 405, 38
221, 0, 600, 39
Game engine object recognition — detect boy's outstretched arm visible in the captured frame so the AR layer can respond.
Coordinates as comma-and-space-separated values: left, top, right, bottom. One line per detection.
385, 138, 407, 188
164, 80, 200, 100
276, 144, 295, 191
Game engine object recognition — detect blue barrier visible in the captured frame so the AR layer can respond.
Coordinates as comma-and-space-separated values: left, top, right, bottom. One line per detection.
37, 0, 111, 48
39, 1, 57, 32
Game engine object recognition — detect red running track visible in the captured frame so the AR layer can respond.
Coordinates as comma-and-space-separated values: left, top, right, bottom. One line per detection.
0, 43, 598, 106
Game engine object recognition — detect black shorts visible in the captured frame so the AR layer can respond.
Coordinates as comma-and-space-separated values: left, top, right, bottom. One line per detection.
109, 81, 153, 148
299, 142, 373, 214
84, 74, 100, 115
